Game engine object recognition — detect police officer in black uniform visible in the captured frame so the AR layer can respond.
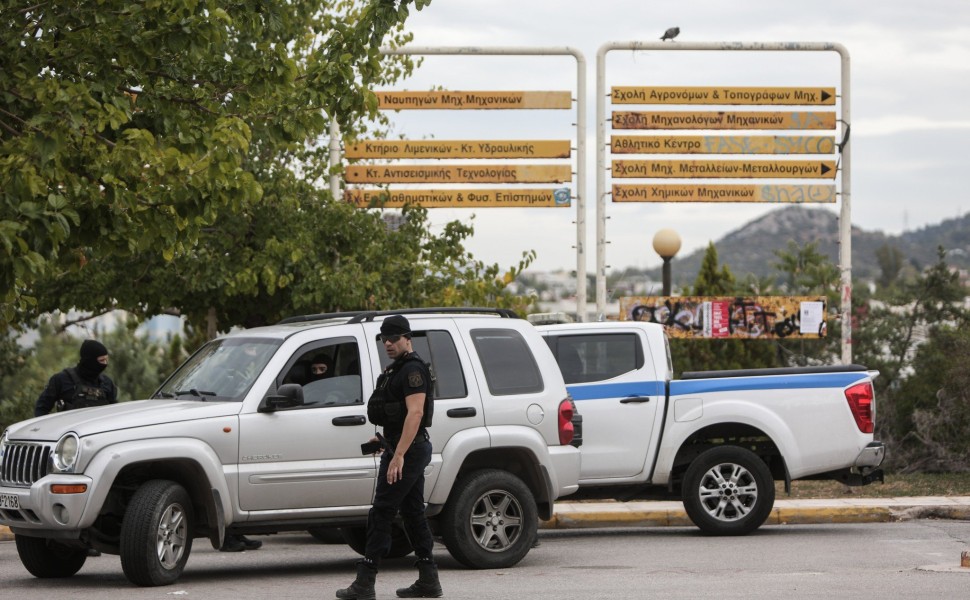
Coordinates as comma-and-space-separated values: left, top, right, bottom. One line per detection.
337, 315, 442, 600
35, 339, 118, 416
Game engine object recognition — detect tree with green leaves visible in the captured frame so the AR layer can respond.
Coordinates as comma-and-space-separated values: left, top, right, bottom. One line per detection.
770, 240, 841, 365
1, 0, 435, 328
670, 243, 778, 374
0, 317, 188, 432
853, 249, 969, 451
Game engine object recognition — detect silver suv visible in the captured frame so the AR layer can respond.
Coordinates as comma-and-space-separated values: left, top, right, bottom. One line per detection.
0, 309, 581, 586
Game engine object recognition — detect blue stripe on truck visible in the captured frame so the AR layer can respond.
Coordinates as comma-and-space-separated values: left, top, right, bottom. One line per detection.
567, 381, 665, 400
567, 372, 869, 401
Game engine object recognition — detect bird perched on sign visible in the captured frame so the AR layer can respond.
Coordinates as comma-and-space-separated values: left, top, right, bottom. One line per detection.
661, 27, 680, 41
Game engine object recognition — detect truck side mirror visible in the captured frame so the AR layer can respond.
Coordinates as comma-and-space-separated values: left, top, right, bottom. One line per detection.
259, 383, 305, 413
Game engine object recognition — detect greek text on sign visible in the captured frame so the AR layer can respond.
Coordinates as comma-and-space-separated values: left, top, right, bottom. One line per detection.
345, 140, 571, 159
610, 135, 836, 155
345, 164, 572, 184
345, 188, 572, 208
612, 111, 837, 131
611, 87, 836, 106
376, 91, 572, 110
612, 184, 836, 203
612, 160, 836, 179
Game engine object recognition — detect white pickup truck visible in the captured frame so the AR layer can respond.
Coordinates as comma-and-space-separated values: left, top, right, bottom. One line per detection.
536, 320, 884, 536
0, 309, 581, 586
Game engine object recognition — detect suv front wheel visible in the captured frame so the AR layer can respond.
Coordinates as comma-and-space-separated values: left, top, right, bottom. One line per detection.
120, 479, 194, 586
440, 469, 537, 569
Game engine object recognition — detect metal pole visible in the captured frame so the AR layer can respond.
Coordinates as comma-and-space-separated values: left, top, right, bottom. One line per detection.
662, 258, 672, 297
837, 45, 852, 364
379, 46, 587, 321
329, 119, 341, 201
595, 45, 609, 320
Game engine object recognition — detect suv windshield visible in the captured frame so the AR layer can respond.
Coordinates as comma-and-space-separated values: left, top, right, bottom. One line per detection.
154, 338, 282, 401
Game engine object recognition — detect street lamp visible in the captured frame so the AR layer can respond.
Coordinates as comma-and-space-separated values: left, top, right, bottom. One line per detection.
652, 229, 682, 296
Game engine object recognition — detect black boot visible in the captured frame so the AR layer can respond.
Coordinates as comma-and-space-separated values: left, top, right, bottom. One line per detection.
336, 560, 377, 600
396, 558, 442, 598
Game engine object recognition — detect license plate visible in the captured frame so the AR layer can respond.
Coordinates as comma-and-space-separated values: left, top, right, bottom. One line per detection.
0, 493, 19, 510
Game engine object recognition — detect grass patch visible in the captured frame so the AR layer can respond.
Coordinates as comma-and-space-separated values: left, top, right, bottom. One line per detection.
781, 472, 970, 498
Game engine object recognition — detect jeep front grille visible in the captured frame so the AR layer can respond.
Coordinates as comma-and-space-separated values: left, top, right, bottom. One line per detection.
1, 442, 52, 487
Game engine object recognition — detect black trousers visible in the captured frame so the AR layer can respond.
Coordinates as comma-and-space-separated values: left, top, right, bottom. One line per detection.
364, 437, 434, 564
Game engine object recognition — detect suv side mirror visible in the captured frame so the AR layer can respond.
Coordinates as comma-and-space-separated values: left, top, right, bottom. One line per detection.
259, 383, 305, 413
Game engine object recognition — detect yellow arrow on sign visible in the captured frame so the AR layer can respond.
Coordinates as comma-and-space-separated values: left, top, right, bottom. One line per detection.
345, 140, 571, 159
376, 90, 572, 110
610, 135, 836, 155
345, 188, 572, 208
345, 164, 572, 184
611, 87, 836, 106
611, 184, 836, 203
612, 160, 837, 179
612, 111, 837, 130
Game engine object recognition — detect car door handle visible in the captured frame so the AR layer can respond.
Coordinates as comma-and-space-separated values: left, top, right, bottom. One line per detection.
332, 415, 367, 426
446, 407, 477, 418
620, 396, 651, 404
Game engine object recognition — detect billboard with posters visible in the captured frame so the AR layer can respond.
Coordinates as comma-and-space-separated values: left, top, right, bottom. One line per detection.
619, 296, 827, 339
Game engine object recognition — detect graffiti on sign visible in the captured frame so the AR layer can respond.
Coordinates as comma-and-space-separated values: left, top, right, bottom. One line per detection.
610, 135, 836, 155
612, 111, 837, 131
619, 296, 827, 339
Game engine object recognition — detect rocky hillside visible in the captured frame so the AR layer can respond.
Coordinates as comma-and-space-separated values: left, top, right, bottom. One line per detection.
633, 206, 970, 286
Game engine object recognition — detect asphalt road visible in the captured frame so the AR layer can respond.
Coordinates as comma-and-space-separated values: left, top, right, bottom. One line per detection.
2, 521, 969, 599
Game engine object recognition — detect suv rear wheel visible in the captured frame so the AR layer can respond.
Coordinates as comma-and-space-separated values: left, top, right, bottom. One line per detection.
441, 469, 537, 569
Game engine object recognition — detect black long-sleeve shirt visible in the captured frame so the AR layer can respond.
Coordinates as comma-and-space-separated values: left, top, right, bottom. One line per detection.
35, 369, 118, 417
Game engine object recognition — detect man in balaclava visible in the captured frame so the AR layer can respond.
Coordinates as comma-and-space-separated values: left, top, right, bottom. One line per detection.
308, 352, 335, 382
35, 339, 118, 416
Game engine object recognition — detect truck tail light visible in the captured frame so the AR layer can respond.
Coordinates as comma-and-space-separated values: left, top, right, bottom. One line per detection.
845, 382, 874, 433
558, 398, 576, 446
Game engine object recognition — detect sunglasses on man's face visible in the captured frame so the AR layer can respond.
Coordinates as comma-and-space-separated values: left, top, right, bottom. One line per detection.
380, 334, 403, 344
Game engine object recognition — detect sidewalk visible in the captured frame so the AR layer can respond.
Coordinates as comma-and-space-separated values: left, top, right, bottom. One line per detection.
3, 497, 969, 542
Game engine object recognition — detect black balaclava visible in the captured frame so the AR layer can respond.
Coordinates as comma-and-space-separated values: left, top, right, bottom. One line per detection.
77, 339, 108, 380
308, 353, 334, 382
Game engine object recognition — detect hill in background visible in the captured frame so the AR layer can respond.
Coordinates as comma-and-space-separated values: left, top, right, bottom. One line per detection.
626, 206, 970, 287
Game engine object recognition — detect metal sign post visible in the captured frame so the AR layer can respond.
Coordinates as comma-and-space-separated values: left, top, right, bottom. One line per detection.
596, 41, 851, 362
365, 46, 589, 320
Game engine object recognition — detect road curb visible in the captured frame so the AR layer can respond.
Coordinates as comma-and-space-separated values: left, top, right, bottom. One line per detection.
541, 502, 970, 530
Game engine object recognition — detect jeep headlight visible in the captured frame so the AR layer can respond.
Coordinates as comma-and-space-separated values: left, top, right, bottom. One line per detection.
52, 433, 81, 473
0, 429, 8, 462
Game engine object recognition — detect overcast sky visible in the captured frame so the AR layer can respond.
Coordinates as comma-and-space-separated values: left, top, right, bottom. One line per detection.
363, 0, 970, 275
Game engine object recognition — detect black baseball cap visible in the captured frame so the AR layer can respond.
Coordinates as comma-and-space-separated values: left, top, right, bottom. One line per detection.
380, 315, 411, 336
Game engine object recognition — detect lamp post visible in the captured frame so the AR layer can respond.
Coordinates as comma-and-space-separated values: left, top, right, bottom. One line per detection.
652, 229, 682, 296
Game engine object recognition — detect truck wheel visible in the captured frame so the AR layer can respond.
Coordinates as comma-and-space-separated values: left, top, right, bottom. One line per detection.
120, 480, 194, 586
440, 469, 537, 569
15, 535, 87, 578
682, 446, 775, 536
340, 525, 413, 558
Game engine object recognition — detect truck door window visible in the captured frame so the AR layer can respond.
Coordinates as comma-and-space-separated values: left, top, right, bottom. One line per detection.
555, 334, 643, 384
278, 338, 362, 407
375, 330, 468, 400
470, 329, 543, 395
